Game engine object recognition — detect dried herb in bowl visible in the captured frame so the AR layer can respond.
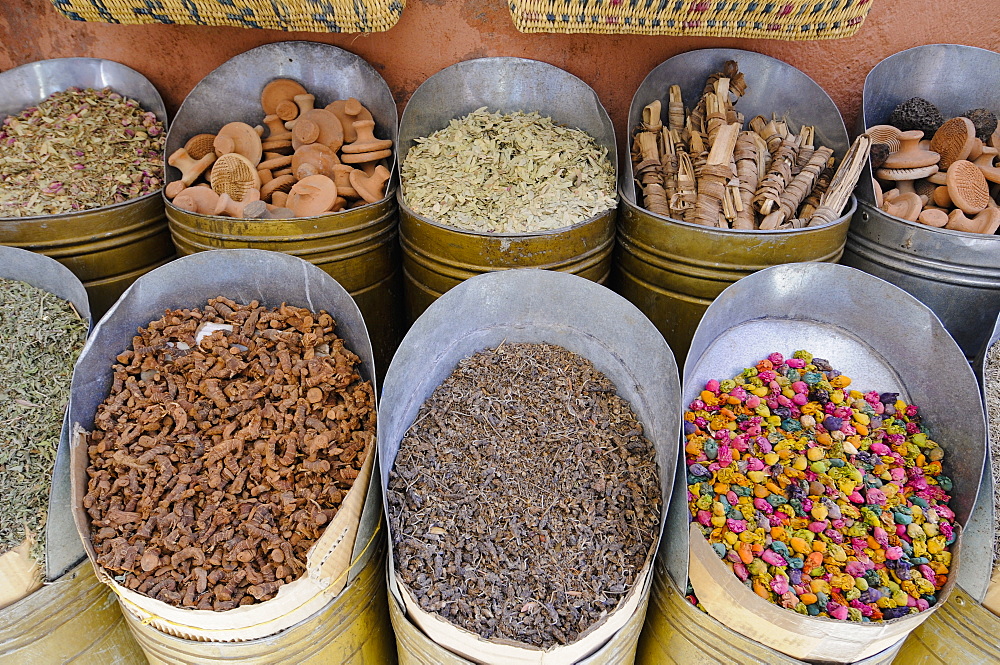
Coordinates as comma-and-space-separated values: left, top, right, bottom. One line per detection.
0, 279, 87, 569
0, 87, 164, 217
401, 108, 616, 233
387, 342, 660, 648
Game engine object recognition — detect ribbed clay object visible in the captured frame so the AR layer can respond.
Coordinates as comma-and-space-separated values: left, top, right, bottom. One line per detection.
881, 130, 940, 169
210, 153, 261, 202
946, 159, 990, 214
866, 125, 904, 153
184, 133, 217, 160
930, 117, 976, 169
261, 79, 308, 115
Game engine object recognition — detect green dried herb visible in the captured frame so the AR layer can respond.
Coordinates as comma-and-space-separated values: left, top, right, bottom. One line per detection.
0, 87, 164, 218
402, 108, 616, 233
0, 279, 87, 569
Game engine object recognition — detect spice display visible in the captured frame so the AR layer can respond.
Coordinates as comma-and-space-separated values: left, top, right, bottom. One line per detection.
631, 61, 870, 230
387, 342, 660, 647
401, 108, 616, 233
0, 87, 164, 217
685, 350, 954, 622
165, 78, 391, 219
871, 101, 1000, 234
0, 279, 87, 568
83, 297, 374, 610
985, 340, 1000, 570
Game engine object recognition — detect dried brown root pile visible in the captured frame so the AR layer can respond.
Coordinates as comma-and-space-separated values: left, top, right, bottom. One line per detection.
84, 297, 374, 610
631, 60, 868, 230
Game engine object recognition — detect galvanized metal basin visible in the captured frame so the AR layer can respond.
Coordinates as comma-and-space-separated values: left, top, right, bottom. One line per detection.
667, 262, 985, 662
0, 245, 91, 582
164, 42, 403, 377
634, 559, 903, 665
379, 269, 679, 664
616, 48, 852, 362
65, 249, 386, 646
0, 57, 174, 318
397, 57, 618, 322
843, 44, 1000, 361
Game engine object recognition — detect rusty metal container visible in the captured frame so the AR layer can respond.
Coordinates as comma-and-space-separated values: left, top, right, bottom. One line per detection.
658, 262, 986, 663
397, 57, 618, 322
0, 246, 143, 664
0, 57, 174, 318
164, 42, 403, 376
842, 44, 1000, 361
616, 48, 853, 362
379, 269, 680, 664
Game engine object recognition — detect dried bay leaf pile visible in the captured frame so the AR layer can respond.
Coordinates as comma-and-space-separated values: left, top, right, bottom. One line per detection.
402, 108, 616, 233
388, 342, 661, 649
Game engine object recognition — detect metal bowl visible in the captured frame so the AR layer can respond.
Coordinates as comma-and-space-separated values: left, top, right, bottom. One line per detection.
844, 44, 1000, 360
622, 47, 849, 222
164, 41, 397, 196
668, 262, 987, 660
0, 56, 168, 222
379, 268, 678, 663
0, 245, 92, 581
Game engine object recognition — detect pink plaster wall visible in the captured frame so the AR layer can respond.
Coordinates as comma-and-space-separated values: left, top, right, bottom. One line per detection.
1, 0, 998, 140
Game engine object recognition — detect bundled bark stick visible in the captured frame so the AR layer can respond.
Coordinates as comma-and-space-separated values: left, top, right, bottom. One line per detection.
632, 60, 854, 230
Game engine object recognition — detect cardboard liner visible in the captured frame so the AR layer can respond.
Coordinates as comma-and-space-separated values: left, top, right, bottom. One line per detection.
71, 429, 374, 642
688, 523, 960, 663
391, 554, 653, 664
65, 249, 379, 642
0, 541, 43, 611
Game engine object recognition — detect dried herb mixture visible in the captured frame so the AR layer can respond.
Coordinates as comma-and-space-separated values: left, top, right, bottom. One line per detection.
402, 108, 616, 233
0, 87, 164, 217
985, 340, 1000, 571
388, 342, 660, 648
84, 298, 374, 610
0, 279, 87, 565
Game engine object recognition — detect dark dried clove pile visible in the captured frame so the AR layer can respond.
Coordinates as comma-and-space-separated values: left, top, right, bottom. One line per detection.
84, 297, 374, 610
388, 342, 660, 649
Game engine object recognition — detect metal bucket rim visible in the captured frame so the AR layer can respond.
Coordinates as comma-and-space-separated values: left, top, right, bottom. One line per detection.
0, 56, 168, 222
619, 189, 856, 235
857, 199, 1000, 243
396, 189, 617, 238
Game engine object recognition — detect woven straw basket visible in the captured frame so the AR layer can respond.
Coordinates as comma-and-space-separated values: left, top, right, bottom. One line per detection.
49, 0, 404, 32
509, 0, 874, 39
